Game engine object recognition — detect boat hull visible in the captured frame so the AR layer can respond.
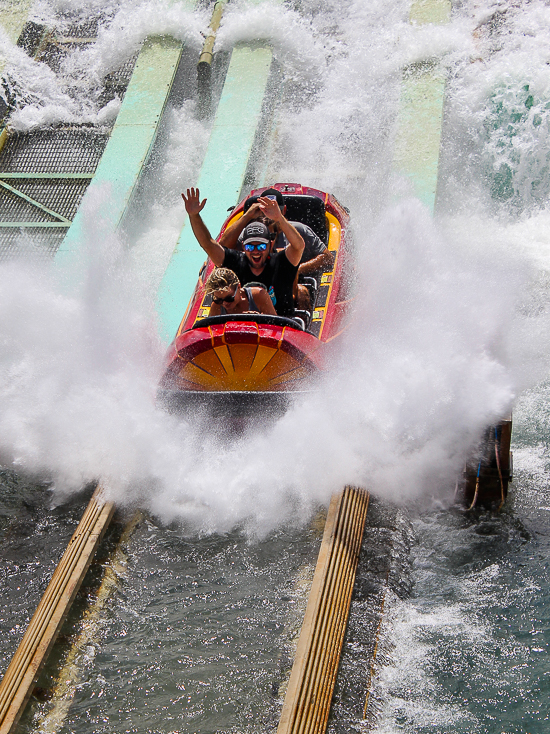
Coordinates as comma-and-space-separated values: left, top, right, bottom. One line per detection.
159, 315, 324, 394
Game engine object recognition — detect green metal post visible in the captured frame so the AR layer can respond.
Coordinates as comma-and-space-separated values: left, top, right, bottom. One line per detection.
393, 0, 452, 212
157, 42, 274, 342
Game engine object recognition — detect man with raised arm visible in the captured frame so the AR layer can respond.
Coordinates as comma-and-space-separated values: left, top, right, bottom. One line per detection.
219, 187, 333, 308
182, 188, 305, 318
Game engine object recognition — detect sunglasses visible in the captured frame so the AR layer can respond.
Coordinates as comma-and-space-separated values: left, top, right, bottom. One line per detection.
212, 286, 238, 305
244, 242, 268, 251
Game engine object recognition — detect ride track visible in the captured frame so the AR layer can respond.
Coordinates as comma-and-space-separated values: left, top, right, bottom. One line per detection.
0, 0, 515, 731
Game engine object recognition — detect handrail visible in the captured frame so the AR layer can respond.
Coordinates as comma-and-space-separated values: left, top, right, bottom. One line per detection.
191, 312, 306, 331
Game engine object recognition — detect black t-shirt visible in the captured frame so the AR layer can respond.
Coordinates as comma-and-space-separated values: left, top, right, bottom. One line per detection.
222, 248, 298, 317
274, 222, 327, 262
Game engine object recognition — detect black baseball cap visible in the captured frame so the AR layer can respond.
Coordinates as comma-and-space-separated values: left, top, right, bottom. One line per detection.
260, 188, 284, 207
242, 221, 271, 246
243, 195, 260, 213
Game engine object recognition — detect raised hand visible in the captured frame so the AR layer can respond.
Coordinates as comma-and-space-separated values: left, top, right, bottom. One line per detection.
258, 196, 282, 222
182, 187, 206, 216
245, 201, 263, 220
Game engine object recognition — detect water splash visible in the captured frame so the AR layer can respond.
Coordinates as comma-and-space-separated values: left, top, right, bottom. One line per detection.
1, 0, 550, 539
3, 0, 206, 131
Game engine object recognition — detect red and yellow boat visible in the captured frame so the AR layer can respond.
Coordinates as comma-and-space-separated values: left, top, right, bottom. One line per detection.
158, 183, 353, 414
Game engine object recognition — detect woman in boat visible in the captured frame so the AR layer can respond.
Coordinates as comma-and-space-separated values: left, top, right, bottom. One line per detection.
205, 268, 277, 317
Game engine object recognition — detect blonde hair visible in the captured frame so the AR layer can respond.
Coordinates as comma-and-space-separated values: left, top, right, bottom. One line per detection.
204, 267, 240, 295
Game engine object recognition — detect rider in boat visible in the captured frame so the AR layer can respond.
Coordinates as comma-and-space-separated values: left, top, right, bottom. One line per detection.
205, 267, 277, 316
219, 188, 333, 308
182, 188, 305, 317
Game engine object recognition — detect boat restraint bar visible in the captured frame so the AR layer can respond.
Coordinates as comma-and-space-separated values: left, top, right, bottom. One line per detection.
192, 313, 306, 331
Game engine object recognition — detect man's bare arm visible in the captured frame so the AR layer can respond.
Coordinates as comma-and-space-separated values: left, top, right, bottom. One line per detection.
258, 197, 304, 267
218, 203, 263, 249
182, 188, 225, 266
298, 249, 334, 275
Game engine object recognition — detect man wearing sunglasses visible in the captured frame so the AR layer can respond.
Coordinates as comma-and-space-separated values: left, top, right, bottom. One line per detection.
219, 188, 333, 308
182, 188, 305, 317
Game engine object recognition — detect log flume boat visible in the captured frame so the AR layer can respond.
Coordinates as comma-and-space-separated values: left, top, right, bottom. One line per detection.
158, 183, 352, 417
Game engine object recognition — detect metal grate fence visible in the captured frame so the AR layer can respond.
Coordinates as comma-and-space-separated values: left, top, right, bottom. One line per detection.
0, 228, 66, 260
0, 130, 109, 260
0, 130, 108, 174
0, 9, 138, 262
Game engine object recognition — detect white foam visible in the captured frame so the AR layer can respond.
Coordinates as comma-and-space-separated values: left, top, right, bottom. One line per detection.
4, 0, 206, 131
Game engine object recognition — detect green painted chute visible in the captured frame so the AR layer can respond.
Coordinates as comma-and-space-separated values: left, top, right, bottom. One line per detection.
393, 0, 451, 213
157, 43, 274, 342
56, 35, 185, 267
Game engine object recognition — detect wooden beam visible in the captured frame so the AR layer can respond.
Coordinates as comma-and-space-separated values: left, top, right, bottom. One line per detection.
0, 488, 115, 734
32, 512, 144, 732
277, 487, 369, 734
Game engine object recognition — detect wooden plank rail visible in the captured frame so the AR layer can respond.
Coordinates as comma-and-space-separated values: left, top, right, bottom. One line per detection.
0, 488, 114, 734
277, 487, 369, 734
33, 512, 143, 733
